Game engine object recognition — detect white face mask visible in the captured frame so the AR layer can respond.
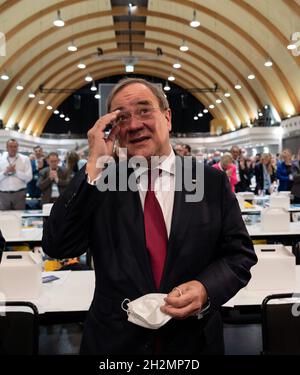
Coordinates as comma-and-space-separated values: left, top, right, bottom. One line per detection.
121, 293, 172, 330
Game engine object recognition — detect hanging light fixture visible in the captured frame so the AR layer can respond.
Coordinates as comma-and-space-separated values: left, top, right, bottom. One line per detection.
90, 82, 97, 91
46, 105, 53, 110
264, 58, 273, 67
53, 110, 59, 115
28, 92, 35, 98
16, 83, 24, 91
94, 93, 101, 99
85, 73, 93, 82
60, 113, 65, 118
163, 81, 171, 91
38, 99, 45, 105
67, 40, 77, 52
53, 10, 65, 27
216, 99, 222, 104
193, 115, 199, 120
0, 72, 10, 80
173, 60, 181, 69
247, 74, 255, 80
209, 104, 215, 109
203, 109, 208, 113
179, 40, 189, 52
224, 92, 231, 97
168, 73, 175, 81
65, 117, 70, 122
190, 10, 200, 28
77, 61, 86, 69
234, 83, 242, 90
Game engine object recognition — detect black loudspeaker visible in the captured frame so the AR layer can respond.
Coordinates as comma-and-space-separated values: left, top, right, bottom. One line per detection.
73, 95, 81, 110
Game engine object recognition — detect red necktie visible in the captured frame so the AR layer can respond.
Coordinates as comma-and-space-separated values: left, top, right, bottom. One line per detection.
144, 169, 168, 290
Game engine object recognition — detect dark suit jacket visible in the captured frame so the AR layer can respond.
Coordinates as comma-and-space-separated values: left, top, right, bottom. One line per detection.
292, 160, 300, 198
37, 166, 70, 204
254, 163, 276, 194
42, 159, 257, 355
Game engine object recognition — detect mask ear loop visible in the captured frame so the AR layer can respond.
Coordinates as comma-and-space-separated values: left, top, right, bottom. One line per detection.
121, 298, 131, 316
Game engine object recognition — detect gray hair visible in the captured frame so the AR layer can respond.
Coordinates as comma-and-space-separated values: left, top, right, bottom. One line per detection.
106, 78, 169, 113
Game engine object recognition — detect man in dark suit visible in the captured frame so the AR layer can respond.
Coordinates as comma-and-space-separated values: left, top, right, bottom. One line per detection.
42, 78, 257, 355
37, 152, 70, 204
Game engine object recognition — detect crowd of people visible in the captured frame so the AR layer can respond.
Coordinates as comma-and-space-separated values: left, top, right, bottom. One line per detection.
174, 143, 300, 203
0, 139, 87, 210
0, 138, 300, 211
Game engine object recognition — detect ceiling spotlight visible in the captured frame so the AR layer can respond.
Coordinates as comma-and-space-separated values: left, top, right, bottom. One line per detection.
163, 81, 171, 91
60, 113, 65, 118
94, 93, 101, 99
247, 74, 255, 80
28, 92, 35, 98
16, 83, 24, 91
67, 41, 77, 52
65, 117, 70, 122
203, 109, 208, 113
90, 82, 97, 91
179, 40, 189, 52
77, 61, 86, 69
0, 72, 10, 80
209, 104, 215, 109
193, 115, 199, 120
38, 100, 45, 105
258, 112, 263, 117
46, 105, 53, 110
168, 74, 175, 81
85, 74, 93, 82
224, 92, 231, 97
190, 10, 200, 28
234, 83, 242, 90
173, 61, 181, 69
53, 10, 65, 27
287, 43, 296, 50
216, 99, 222, 104
198, 113, 203, 117
264, 59, 273, 67
125, 64, 134, 73
53, 110, 59, 115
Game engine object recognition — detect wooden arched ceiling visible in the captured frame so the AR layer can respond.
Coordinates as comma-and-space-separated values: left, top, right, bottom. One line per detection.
0, 0, 299, 136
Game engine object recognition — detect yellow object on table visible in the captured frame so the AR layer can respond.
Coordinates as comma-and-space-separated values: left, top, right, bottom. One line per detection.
44, 259, 62, 271
243, 201, 253, 208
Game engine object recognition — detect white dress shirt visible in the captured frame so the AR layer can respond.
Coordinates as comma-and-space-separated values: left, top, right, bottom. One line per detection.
88, 148, 176, 238
0, 152, 33, 191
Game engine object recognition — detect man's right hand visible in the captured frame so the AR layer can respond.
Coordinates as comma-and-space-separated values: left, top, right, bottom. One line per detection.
86, 110, 121, 181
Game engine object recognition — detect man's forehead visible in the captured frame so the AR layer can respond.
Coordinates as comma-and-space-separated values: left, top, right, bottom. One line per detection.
111, 84, 158, 108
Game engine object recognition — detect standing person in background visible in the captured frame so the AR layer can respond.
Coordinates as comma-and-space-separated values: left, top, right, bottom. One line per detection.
291, 149, 300, 204
254, 153, 276, 195
277, 149, 293, 192
37, 152, 70, 204
0, 139, 32, 210
230, 146, 242, 192
213, 153, 238, 192
27, 146, 48, 199
66, 151, 79, 180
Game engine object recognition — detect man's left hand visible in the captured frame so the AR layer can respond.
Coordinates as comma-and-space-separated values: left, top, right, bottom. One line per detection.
161, 280, 208, 319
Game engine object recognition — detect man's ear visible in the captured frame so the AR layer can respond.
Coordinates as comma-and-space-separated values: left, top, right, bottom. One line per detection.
165, 108, 172, 132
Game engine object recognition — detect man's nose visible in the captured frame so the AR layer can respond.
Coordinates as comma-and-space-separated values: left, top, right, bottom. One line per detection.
126, 115, 144, 131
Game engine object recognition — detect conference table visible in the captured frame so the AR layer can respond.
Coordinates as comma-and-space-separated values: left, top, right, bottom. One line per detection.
2, 267, 299, 322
